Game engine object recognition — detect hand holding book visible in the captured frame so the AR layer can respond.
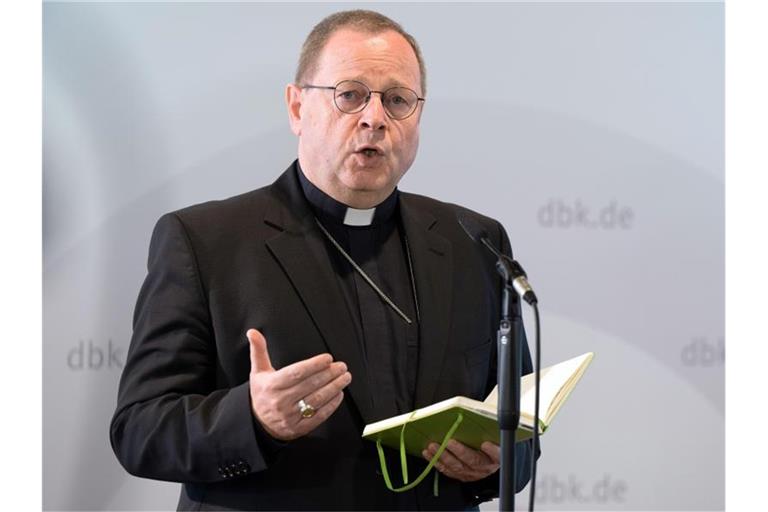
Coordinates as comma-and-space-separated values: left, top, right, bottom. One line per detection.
363, 352, 594, 492
422, 439, 500, 483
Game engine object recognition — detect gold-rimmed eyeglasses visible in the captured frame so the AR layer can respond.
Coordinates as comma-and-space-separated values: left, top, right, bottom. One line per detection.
302, 80, 425, 120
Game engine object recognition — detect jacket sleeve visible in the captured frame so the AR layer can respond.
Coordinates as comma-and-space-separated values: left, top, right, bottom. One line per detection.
109, 212, 277, 483
464, 219, 541, 504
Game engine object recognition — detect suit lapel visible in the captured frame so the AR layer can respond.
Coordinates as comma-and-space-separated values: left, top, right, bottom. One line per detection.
263, 167, 375, 423
399, 196, 455, 408
262, 167, 456, 420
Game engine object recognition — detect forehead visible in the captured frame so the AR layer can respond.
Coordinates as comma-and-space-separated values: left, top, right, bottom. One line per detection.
313, 29, 421, 92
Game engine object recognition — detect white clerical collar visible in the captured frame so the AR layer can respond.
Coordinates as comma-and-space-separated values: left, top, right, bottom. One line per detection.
343, 207, 377, 226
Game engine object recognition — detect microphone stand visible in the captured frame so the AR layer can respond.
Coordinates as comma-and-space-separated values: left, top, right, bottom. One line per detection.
455, 214, 537, 511
495, 259, 522, 512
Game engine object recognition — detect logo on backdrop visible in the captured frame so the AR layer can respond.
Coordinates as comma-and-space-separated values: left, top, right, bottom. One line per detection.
67, 339, 124, 371
681, 336, 724, 367
535, 473, 628, 505
537, 199, 634, 230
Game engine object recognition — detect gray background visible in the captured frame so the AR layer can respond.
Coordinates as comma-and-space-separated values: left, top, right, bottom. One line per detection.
43, 1, 724, 510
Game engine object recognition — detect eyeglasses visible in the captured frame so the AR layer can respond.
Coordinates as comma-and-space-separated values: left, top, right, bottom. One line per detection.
302, 80, 425, 120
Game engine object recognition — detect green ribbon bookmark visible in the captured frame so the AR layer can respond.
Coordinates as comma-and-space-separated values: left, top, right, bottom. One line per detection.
376, 412, 464, 497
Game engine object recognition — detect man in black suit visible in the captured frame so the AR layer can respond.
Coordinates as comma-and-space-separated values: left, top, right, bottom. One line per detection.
111, 9, 535, 511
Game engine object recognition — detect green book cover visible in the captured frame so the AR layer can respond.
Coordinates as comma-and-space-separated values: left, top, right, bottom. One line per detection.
362, 352, 594, 458
363, 401, 536, 459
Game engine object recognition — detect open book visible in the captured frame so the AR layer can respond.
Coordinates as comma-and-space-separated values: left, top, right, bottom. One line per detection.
363, 352, 594, 458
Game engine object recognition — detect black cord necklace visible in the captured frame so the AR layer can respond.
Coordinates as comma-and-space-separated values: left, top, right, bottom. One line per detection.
314, 217, 420, 325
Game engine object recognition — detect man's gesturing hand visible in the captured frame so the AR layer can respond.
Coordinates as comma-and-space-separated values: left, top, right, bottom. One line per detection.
422, 440, 500, 482
247, 329, 352, 441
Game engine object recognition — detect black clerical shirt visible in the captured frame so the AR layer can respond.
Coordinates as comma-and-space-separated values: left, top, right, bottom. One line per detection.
297, 164, 420, 422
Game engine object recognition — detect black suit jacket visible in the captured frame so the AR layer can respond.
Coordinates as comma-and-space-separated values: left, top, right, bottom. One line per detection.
110, 162, 535, 510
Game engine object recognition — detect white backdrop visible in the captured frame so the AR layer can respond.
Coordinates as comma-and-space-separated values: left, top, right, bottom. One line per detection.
43, 2, 724, 510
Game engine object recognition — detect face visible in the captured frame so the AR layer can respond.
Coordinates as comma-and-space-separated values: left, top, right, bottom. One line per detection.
286, 29, 423, 208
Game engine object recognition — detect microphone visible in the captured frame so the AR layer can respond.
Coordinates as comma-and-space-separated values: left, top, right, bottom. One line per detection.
457, 213, 538, 305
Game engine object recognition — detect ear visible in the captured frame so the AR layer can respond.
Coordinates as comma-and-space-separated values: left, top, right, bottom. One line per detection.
286, 83, 303, 136
415, 100, 425, 123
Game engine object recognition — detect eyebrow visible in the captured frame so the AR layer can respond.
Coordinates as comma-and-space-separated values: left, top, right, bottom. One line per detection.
342, 77, 413, 90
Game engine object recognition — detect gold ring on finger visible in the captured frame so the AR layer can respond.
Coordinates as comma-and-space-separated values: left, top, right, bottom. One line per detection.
297, 398, 316, 419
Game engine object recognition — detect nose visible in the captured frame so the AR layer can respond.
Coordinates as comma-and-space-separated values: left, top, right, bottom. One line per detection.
358, 92, 388, 131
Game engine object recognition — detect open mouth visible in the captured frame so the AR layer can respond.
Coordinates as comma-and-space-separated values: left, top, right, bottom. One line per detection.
356, 146, 383, 157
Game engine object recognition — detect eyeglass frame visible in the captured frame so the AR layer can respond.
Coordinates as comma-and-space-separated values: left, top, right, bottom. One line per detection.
301, 80, 426, 120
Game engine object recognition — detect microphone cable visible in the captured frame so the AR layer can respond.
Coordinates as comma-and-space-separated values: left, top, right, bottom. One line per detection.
528, 301, 541, 512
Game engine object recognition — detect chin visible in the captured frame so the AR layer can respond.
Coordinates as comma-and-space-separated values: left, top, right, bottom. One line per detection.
341, 176, 394, 199
343, 166, 389, 185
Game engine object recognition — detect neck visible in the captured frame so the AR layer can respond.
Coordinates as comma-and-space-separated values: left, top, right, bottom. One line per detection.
297, 158, 395, 209
334, 189, 393, 210
295, 160, 398, 227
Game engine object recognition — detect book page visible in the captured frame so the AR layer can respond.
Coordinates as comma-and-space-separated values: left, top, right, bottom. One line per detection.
483, 353, 593, 428
364, 353, 593, 437
520, 353, 593, 425
483, 386, 498, 406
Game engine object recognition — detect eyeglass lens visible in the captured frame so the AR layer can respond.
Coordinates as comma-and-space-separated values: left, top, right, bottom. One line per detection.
334, 80, 419, 119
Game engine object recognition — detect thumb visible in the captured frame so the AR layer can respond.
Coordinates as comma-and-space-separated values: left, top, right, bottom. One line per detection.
247, 328, 274, 373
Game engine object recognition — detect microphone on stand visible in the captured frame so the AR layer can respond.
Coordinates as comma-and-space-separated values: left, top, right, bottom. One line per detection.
457, 212, 541, 512
456, 213, 538, 305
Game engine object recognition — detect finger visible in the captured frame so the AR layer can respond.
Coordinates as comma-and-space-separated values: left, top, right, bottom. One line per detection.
299, 370, 352, 411
446, 439, 494, 468
480, 442, 501, 465
287, 362, 349, 402
294, 391, 345, 435
247, 329, 274, 373
433, 460, 459, 479
272, 353, 334, 389
425, 454, 468, 482
425, 446, 491, 483
426, 443, 466, 473
429, 442, 497, 474
422, 448, 452, 469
